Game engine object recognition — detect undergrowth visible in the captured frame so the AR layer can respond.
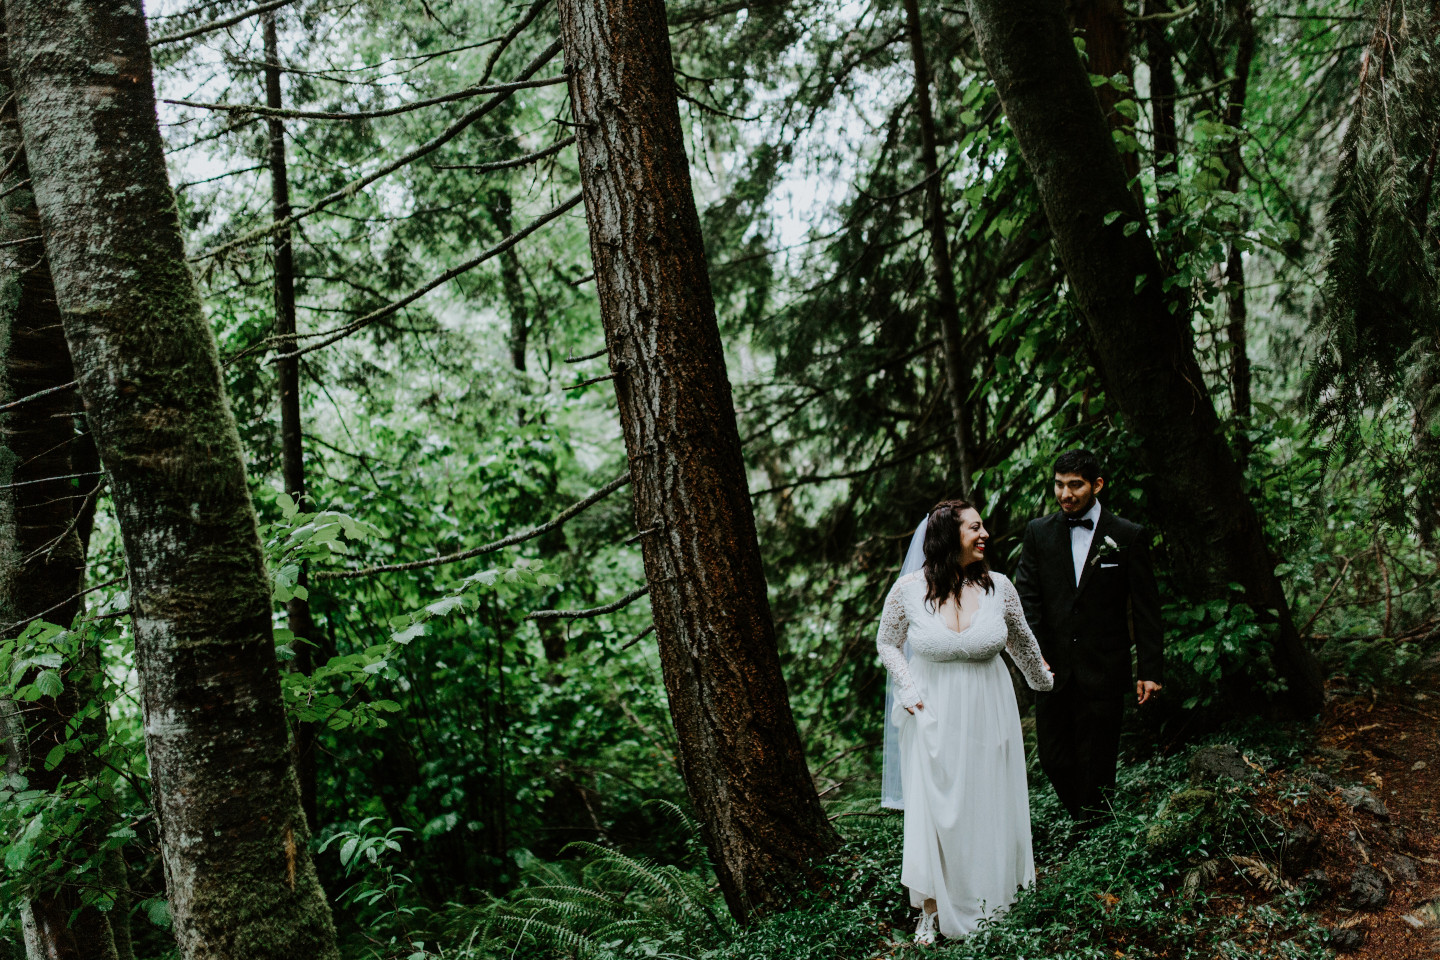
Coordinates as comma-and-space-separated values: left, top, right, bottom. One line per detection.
434, 743, 1333, 960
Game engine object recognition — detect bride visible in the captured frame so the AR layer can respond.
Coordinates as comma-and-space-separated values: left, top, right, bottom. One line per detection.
876, 499, 1054, 944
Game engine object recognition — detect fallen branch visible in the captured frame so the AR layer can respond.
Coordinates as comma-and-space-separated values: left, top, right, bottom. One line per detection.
314, 471, 629, 581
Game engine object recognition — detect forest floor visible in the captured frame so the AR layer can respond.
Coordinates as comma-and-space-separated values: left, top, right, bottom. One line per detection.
845, 647, 1440, 960
1291, 647, 1440, 957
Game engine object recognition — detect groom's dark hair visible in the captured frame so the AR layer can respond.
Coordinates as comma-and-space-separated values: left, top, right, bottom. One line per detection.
1053, 448, 1103, 483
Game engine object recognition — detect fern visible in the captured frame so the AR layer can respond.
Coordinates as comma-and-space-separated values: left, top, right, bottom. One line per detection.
458, 808, 735, 959
1311, 0, 1440, 529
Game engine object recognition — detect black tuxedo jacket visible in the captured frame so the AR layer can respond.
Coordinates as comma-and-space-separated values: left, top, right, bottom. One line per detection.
1013, 506, 1164, 696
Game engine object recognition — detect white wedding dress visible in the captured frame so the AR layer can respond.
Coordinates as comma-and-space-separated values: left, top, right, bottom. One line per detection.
876, 570, 1053, 938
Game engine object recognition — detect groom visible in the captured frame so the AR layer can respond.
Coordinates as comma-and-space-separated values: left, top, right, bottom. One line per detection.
1014, 448, 1163, 825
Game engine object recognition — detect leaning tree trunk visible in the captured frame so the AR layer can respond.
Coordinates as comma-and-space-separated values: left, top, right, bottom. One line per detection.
556, 0, 840, 919
0, 30, 119, 960
262, 10, 320, 833
964, 0, 1325, 714
902, 0, 977, 495
5, 3, 340, 958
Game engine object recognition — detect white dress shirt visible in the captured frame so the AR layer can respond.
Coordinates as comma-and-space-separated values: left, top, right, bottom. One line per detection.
1069, 498, 1101, 585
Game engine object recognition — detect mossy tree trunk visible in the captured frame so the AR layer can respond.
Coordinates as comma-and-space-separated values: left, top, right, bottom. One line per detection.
0, 27, 120, 960
964, 0, 1325, 714
556, 0, 841, 920
5, 2, 340, 957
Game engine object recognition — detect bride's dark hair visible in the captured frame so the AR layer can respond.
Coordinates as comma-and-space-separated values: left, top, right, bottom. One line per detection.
923, 499, 994, 609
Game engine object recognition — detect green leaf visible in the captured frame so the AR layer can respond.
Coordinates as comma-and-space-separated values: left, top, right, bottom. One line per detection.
1103, 211, 1123, 226
424, 595, 466, 618
276, 492, 298, 520
340, 836, 360, 867
1123, 221, 1140, 237
34, 670, 63, 698
44, 743, 67, 771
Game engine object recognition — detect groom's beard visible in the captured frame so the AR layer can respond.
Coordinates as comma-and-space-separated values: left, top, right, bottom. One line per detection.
1060, 492, 1095, 516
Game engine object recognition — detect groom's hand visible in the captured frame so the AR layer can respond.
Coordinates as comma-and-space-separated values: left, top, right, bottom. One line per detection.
906, 700, 925, 715
1136, 681, 1161, 706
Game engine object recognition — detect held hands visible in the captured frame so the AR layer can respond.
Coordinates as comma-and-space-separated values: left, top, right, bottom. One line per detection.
1136, 680, 1162, 706
905, 700, 924, 715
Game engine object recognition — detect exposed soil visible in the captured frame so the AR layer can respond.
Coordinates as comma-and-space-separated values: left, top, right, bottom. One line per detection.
1292, 650, 1440, 957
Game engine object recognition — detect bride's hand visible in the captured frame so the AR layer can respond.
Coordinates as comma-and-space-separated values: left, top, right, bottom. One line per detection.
906, 700, 924, 715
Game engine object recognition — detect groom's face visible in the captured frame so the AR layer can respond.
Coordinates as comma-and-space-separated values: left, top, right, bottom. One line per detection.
1054, 472, 1103, 516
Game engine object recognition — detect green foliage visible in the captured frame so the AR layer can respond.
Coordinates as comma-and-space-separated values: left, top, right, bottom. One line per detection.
437, 741, 1328, 960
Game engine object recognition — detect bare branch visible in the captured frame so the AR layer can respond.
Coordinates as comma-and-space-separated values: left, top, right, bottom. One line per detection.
192, 38, 565, 262
480, 0, 552, 85
150, 0, 299, 46
433, 134, 576, 172
272, 191, 582, 360
749, 439, 948, 497
2, 576, 126, 635
165, 75, 567, 121
0, 380, 77, 413
314, 471, 630, 581
527, 584, 649, 621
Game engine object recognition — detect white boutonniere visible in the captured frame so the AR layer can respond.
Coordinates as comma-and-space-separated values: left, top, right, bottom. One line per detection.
1090, 535, 1121, 567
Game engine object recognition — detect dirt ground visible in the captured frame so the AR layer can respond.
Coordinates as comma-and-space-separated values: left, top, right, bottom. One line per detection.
1285, 649, 1440, 957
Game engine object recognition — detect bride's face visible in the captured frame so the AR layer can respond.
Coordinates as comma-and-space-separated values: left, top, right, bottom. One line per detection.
957, 508, 989, 565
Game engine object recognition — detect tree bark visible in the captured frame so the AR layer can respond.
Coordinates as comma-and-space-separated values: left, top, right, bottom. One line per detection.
1141, 0, 1180, 236
262, 10, 319, 833
1221, 0, 1255, 455
0, 29, 119, 960
488, 191, 531, 374
902, 0, 977, 495
1068, 0, 1144, 208
556, 0, 840, 919
964, 0, 1325, 714
5, 3, 340, 957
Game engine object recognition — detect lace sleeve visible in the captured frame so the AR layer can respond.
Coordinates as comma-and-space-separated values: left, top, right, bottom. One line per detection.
1001, 576, 1054, 691
876, 583, 921, 709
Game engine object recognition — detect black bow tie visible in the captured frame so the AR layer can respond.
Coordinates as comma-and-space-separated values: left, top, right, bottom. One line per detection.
1064, 515, 1094, 530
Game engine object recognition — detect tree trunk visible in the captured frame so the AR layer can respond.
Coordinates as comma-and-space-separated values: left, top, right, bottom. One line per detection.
262, 10, 320, 833
6, 3, 340, 958
0, 32, 120, 960
902, 0, 977, 495
1068, 0, 1144, 208
556, 0, 841, 919
1221, 0, 1255, 456
1141, 0, 1180, 236
964, 0, 1325, 714
487, 191, 531, 374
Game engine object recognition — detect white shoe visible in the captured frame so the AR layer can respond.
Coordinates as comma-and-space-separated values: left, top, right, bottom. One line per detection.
913, 909, 939, 946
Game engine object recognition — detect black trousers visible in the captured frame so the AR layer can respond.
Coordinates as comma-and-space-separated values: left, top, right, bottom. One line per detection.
1034, 680, 1124, 824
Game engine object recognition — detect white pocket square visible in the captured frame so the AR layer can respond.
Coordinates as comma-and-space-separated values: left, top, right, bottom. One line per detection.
1100, 562, 1120, 569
